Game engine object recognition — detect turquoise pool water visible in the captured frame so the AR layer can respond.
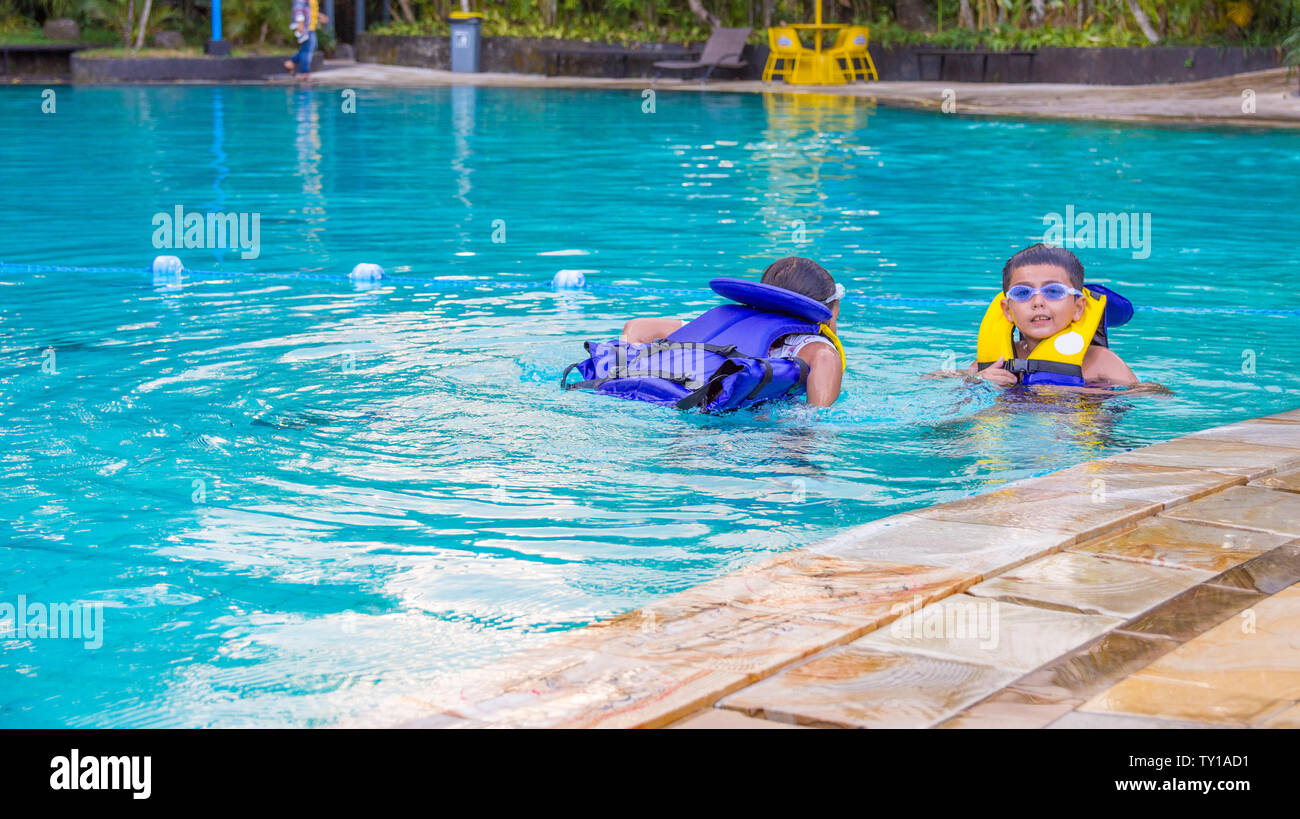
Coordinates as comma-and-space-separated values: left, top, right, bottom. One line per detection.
1, 85, 1298, 727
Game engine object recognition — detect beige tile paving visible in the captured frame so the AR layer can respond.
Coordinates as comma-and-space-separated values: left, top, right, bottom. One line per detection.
1070, 584, 1300, 726
1104, 437, 1300, 479
1251, 466, 1300, 494
807, 513, 1069, 577
1238, 584, 1300, 645
937, 688, 1083, 729
1209, 542, 1300, 596
1093, 583, 1295, 699
1262, 409, 1300, 423
1046, 711, 1232, 729
1189, 419, 1300, 449
1001, 461, 1243, 509
1068, 516, 1289, 573
913, 484, 1159, 542
387, 645, 750, 728
1011, 630, 1181, 701
394, 713, 495, 729
1160, 485, 1300, 537
1078, 672, 1292, 726
964, 552, 1212, 618
1123, 625, 1300, 700
550, 599, 862, 682
669, 708, 807, 729
853, 593, 1122, 673
718, 646, 1020, 728
346, 700, 494, 729
659, 551, 978, 628
1117, 583, 1263, 642
952, 579, 1299, 728
1257, 702, 1300, 728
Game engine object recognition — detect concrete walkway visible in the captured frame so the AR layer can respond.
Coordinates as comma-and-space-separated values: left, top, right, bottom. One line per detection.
351, 409, 1300, 728
301, 60, 1300, 129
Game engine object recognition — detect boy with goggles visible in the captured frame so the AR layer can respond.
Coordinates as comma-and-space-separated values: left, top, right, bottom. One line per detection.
966, 244, 1139, 389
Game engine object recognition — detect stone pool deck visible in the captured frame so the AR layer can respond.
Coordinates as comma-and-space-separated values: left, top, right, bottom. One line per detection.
301, 61, 1300, 129
353, 407, 1300, 728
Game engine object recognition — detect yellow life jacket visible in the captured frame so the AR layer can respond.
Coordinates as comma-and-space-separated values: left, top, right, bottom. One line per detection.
975, 288, 1107, 386
817, 323, 847, 372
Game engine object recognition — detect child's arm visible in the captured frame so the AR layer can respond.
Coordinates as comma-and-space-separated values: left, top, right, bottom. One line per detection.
963, 358, 1018, 386
621, 317, 685, 344
1083, 347, 1138, 386
921, 360, 1018, 385
799, 343, 842, 407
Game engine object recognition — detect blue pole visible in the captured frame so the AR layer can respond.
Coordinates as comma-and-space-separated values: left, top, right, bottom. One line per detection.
204, 0, 230, 54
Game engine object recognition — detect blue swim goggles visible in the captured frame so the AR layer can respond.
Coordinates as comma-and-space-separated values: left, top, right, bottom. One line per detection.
1005, 283, 1082, 302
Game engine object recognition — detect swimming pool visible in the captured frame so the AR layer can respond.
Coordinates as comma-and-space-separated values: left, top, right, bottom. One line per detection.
1, 85, 1298, 727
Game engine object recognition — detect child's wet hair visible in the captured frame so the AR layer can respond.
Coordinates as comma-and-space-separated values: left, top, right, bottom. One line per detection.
761, 257, 837, 303
1002, 244, 1085, 291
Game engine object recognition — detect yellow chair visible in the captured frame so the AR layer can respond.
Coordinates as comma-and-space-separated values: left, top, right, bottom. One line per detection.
826, 25, 878, 82
762, 26, 807, 83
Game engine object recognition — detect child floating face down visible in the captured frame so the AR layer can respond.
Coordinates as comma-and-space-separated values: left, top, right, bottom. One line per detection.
620, 257, 846, 407
962, 244, 1165, 394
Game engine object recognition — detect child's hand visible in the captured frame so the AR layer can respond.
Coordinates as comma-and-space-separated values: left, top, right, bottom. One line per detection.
970, 357, 1018, 387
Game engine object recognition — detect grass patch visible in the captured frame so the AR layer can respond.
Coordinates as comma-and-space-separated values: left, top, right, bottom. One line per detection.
0, 27, 119, 46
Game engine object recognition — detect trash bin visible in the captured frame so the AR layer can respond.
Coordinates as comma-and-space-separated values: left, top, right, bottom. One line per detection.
448, 11, 483, 73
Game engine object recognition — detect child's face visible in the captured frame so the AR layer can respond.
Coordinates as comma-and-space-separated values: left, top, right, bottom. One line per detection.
1001, 263, 1085, 342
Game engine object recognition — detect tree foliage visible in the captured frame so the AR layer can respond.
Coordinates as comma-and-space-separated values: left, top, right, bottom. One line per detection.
2, 0, 1297, 47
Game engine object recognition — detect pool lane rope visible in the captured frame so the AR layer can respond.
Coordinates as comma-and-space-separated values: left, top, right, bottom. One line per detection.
0, 258, 1298, 319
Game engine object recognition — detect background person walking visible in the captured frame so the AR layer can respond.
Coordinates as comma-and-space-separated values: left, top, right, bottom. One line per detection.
285, 0, 328, 81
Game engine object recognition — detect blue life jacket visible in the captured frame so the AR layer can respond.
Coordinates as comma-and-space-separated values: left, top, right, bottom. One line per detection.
560, 278, 844, 412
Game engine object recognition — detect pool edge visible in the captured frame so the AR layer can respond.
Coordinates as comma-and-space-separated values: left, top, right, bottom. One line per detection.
349, 406, 1300, 728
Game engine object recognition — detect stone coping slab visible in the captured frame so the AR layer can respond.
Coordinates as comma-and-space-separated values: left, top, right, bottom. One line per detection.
995, 461, 1244, 509
807, 514, 1069, 577
717, 646, 1022, 728
548, 554, 976, 681
1046, 711, 1235, 729
1188, 418, 1300, 449
386, 645, 751, 729
669, 708, 807, 729
286, 61, 1300, 130
1259, 702, 1300, 728
1104, 437, 1300, 479
1251, 466, 1300, 494
1104, 586, 1300, 704
913, 486, 1160, 542
963, 552, 1213, 618
937, 687, 1084, 729
362, 407, 1300, 728
1077, 672, 1292, 726
1161, 485, 1300, 538
934, 546, 1300, 727
1067, 516, 1288, 574
853, 593, 1123, 673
